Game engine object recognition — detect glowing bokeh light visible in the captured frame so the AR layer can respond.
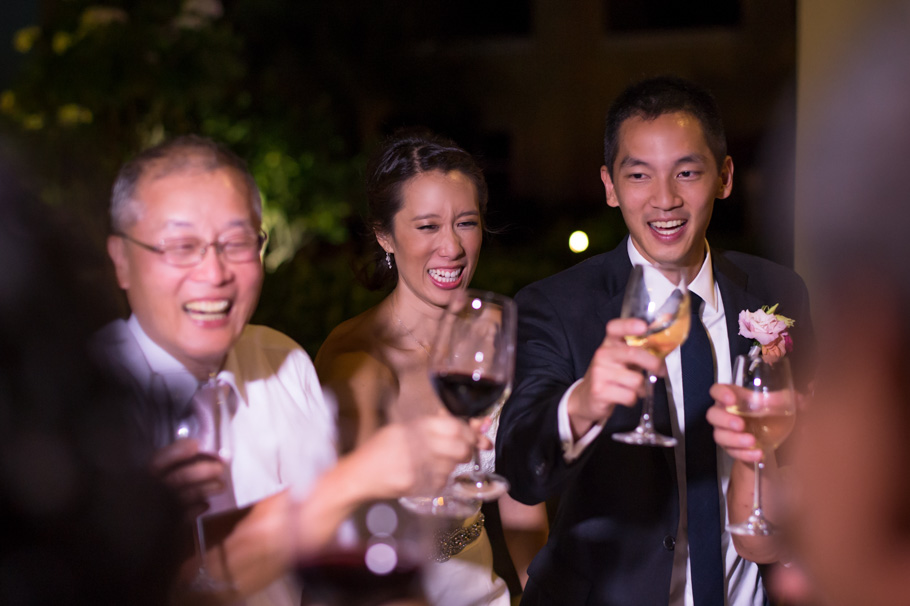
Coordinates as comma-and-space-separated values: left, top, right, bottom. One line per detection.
569, 230, 589, 253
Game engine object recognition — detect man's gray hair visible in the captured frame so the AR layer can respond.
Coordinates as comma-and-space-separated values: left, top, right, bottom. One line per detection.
110, 135, 262, 232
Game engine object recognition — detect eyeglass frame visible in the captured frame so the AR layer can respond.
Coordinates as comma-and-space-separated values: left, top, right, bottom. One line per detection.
114, 228, 268, 267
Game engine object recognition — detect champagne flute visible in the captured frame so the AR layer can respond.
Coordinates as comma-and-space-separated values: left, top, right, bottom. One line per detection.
174, 376, 235, 592
429, 289, 515, 501
612, 264, 691, 447
726, 355, 797, 536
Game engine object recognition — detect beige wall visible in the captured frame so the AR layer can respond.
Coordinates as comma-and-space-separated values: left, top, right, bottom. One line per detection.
796, 0, 864, 275
795, 0, 898, 274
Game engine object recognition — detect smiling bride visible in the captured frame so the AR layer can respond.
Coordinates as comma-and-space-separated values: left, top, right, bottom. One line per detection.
315, 127, 546, 606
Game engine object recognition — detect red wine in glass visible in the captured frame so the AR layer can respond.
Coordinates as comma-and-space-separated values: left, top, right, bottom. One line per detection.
298, 551, 425, 606
428, 289, 516, 502
432, 373, 507, 419
298, 501, 430, 605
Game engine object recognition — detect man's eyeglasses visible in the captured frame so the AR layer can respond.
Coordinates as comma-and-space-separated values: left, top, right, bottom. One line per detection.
115, 229, 268, 267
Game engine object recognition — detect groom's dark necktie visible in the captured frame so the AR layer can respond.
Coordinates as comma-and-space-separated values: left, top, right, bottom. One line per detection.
681, 292, 724, 604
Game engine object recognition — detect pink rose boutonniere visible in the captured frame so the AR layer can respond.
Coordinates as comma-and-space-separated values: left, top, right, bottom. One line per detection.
738, 304, 795, 365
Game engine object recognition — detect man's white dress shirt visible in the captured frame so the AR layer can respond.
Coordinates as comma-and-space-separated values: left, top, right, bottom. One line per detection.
93, 316, 338, 606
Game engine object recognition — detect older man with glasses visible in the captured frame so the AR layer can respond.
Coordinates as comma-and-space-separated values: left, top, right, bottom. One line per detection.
94, 135, 480, 605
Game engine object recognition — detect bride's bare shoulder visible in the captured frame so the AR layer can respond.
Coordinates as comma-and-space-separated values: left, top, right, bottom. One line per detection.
315, 306, 395, 382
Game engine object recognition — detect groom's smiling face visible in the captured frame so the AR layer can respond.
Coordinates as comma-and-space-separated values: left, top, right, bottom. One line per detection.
601, 111, 733, 282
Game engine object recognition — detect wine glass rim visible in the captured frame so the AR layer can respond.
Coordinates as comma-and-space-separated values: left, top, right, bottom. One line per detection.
457, 288, 512, 303
731, 355, 796, 408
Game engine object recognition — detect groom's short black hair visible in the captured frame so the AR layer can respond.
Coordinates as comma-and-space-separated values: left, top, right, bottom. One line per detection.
603, 76, 727, 178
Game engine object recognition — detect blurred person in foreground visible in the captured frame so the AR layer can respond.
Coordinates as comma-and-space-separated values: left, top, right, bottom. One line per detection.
707, 6, 910, 606
496, 76, 814, 605
93, 135, 482, 605
315, 128, 548, 605
0, 145, 183, 605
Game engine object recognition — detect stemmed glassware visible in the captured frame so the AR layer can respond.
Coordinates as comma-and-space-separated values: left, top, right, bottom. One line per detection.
297, 501, 430, 606
612, 264, 691, 447
398, 289, 515, 516
726, 355, 797, 536
428, 289, 516, 501
174, 376, 235, 592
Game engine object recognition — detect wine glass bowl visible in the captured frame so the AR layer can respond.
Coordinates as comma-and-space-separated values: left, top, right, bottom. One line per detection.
726, 355, 796, 536
174, 377, 235, 593
431, 373, 508, 419
429, 289, 515, 501
612, 264, 691, 447
298, 501, 431, 606
727, 386, 796, 453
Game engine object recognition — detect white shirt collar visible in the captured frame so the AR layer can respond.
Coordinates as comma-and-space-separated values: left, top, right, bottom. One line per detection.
126, 314, 245, 409
625, 238, 717, 313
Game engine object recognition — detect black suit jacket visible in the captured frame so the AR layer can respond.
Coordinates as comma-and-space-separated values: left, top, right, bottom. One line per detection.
496, 239, 814, 606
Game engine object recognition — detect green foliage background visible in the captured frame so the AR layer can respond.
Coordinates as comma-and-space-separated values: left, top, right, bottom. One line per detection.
1, 1, 362, 353
0, 0, 619, 355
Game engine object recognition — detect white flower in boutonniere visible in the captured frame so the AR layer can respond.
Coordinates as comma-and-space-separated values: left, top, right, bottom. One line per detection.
738, 304, 795, 365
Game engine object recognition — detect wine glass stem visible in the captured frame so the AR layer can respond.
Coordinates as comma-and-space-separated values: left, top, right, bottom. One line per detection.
640, 372, 657, 431
752, 459, 765, 518
470, 445, 482, 476
195, 515, 208, 572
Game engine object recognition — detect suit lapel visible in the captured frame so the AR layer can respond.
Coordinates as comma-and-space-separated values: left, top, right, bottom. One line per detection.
594, 238, 634, 329
713, 251, 764, 363
594, 242, 642, 433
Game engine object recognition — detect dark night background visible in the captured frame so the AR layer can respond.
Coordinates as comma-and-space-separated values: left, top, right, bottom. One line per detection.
0, 0, 797, 354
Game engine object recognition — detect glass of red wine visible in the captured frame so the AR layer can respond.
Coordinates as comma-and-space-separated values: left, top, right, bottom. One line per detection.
429, 289, 515, 501
298, 501, 431, 606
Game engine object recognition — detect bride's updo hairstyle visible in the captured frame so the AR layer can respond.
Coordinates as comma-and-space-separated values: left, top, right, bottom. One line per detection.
358, 127, 488, 291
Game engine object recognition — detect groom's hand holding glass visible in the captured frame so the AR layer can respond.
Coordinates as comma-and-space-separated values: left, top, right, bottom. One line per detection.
566, 317, 667, 440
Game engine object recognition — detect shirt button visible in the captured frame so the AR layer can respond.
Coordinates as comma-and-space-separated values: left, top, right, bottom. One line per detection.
662, 535, 676, 551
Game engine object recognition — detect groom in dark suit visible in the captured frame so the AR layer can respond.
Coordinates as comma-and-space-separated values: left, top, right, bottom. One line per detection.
496, 76, 814, 606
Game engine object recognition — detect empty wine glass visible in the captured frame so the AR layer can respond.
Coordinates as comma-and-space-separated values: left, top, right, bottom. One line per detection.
612, 264, 691, 447
174, 375, 235, 592
726, 355, 797, 536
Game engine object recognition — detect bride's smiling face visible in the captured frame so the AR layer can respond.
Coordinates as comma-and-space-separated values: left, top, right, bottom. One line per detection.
378, 169, 482, 309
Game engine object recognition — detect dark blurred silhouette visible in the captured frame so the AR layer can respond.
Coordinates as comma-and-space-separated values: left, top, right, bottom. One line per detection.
781, 6, 910, 606
720, 5, 910, 605
0, 143, 182, 605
